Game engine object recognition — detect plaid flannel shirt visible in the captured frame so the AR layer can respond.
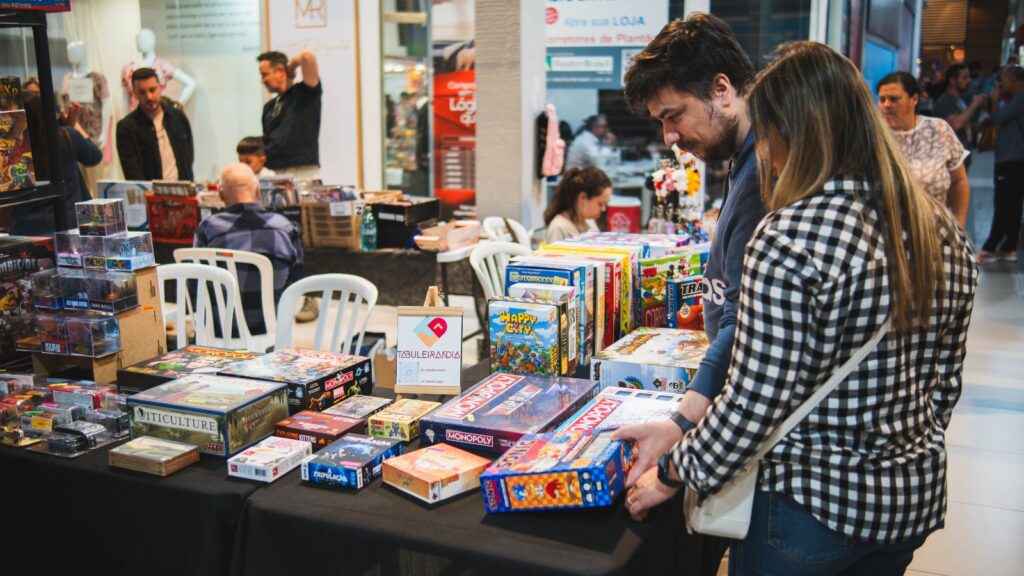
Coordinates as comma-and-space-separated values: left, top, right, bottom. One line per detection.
194, 203, 303, 335
672, 177, 977, 544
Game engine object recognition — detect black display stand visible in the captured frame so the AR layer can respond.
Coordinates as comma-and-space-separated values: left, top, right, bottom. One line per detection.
0, 9, 68, 230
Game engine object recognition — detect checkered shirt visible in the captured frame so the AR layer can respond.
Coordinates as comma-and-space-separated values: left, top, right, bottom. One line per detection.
194, 202, 303, 334
671, 177, 978, 544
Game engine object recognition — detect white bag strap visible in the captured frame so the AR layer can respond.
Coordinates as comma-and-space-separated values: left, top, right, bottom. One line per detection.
747, 320, 891, 465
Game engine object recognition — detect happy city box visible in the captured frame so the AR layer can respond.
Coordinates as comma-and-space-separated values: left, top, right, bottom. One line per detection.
127, 374, 289, 457
488, 298, 570, 377
227, 436, 312, 482
368, 398, 440, 442
557, 387, 686, 433
420, 372, 599, 454
219, 348, 371, 414
118, 346, 264, 394
275, 410, 362, 449
301, 433, 403, 490
479, 429, 636, 513
591, 328, 709, 392
382, 443, 491, 504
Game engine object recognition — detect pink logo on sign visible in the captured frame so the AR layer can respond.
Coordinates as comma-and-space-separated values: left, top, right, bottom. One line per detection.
429, 318, 448, 338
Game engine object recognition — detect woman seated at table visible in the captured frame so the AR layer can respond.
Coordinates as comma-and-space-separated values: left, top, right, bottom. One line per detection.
544, 166, 612, 244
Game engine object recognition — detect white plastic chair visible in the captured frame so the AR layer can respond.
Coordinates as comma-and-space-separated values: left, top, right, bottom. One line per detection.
174, 247, 275, 352
275, 274, 378, 355
157, 263, 249, 351
482, 216, 532, 248
469, 241, 532, 301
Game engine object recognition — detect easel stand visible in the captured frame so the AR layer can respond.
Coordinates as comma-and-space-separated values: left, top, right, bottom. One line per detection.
394, 286, 463, 399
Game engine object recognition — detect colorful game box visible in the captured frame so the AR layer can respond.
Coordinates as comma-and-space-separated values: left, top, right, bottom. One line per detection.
275, 410, 362, 449
479, 429, 636, 513
506, 283, 578, 373
666, 275, 704, 331
227, 436, 312, 482
0, 109, 35, 192
636, 253, 702, 328
219, 348, 371, 414
557, 387, 686, 433
488, 298, 570, 377
127, 374, 289, 457
108, 436, 200, 476
368, 398, 440, 442
0, 235, 55, 357
117, 346, 263, 394
301, 433, 403, 490
591, 328, 709, 392
322, 395, 393, 426
420, 372, 599, 454
505, 262, 589, 365
382, 443, 492, 503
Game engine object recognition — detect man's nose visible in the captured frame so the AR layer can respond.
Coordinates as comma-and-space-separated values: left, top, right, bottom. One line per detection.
663, 131, 679, 147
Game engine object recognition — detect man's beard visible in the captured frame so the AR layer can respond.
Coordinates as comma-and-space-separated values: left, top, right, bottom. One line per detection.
698, 102, 741, 163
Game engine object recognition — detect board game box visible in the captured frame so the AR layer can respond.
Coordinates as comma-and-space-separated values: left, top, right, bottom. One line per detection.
227, 436, 312, 482
665, 275, 704, 331
382, 443, 492, 504
367, 398, 440, 442
218, 348, 371, 414
420, 372, 599, 454
506, 282, 578, 373
322, 395, 393, 426
275, 410, 362, 449
301, 433, 403, 490
0, 109, 35, 192
479, 429, 636, 513
108, 436, 200, 476
557, 387, 686, 433
127, 374, 289, 457
591, 328, 709, 392
636, 253, 702, 328
118, 346, 264, 394
0, 235, 55, 357
505, 263, 589, 365
488, 298, 570, 377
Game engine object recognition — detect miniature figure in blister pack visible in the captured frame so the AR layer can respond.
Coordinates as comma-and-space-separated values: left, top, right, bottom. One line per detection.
76, 199, 127, 236
17, 314, 69, 354
66, 316, 121, 357
29, 268, 62, 309
55, 229, 84, 267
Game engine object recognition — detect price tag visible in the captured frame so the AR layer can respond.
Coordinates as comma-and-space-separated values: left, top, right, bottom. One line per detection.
329, 201, 353, 217
68, 77, 94, 104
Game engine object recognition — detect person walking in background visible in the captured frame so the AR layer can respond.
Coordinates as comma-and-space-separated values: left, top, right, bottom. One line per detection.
257, 50, 322, 180
933, 64, 988, 171
978, 65, 1024, 264
878, 72, 971, 226
618, 41, 977, 575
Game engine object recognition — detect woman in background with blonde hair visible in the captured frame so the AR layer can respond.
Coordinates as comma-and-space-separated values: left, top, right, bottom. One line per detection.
617, 41, 977, 575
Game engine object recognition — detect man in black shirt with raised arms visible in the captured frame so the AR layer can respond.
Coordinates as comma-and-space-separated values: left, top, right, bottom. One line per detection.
258, 50, 322, 180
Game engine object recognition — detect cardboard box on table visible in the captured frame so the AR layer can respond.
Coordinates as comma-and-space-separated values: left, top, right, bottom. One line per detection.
590, 327, 709, 392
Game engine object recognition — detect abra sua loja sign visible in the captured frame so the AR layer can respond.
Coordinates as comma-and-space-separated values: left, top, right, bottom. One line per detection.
396, 306, 464, 395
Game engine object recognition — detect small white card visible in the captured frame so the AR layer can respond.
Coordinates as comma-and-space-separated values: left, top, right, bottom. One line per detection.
68, 77, 94, 104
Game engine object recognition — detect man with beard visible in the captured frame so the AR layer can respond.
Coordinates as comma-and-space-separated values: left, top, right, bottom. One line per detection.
116, 67, 194, 181
611, 13, 765, 575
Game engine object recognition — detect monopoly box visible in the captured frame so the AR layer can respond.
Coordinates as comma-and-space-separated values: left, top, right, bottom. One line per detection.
382, 443, 491, 504
301, 433, 403, 490
557, 387, 686, 433
118, 346, 264, 394
420, 372, 599, 454
227, 436, 312, 482
127, 374, 289, 457
591, 328, 709, 392
275, 410, 362, 449
367, 398, 440, 442
479, 429, 636, 513
219, 348, 371, 414
488, 298, 570, 377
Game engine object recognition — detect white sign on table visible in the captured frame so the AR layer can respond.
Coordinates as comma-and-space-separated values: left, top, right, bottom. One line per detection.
395, 306, 464, 396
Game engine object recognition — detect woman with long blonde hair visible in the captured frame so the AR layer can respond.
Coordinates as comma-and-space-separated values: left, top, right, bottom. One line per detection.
617, 41, 977, 575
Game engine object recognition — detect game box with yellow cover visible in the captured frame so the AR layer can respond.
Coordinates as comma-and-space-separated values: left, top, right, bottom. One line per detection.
488, 298, 569, 377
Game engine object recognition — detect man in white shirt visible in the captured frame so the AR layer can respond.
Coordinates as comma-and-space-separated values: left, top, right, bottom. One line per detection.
116, 67, 194, 181
565, 115, 610, 170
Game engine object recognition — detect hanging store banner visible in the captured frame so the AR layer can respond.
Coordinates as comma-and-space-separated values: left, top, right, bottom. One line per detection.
432, 0, 476, 220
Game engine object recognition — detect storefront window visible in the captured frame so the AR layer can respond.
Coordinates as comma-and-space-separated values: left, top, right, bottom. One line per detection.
381, 0, 430, 197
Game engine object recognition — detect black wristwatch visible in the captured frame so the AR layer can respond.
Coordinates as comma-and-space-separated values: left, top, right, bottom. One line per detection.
657, 452, 686, 488
669, 411, 695, 434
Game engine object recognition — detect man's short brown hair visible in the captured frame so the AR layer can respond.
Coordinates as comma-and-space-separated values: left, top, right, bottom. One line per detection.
623, 13, 754, 115
257, 51, 288, 69
236, 136, 265, 156
130, 67, 158, 86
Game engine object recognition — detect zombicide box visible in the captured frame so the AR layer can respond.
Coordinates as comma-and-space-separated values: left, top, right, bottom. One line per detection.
301, 433, 403, 489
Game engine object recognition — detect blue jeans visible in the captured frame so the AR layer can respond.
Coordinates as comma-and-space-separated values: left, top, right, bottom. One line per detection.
728, 490, 932, 576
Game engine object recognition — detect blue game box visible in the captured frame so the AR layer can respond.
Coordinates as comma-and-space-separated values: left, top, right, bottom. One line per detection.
300, 433, 403, 490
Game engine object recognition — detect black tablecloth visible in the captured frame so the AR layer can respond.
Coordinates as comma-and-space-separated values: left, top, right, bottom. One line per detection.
2, 440, 258, 576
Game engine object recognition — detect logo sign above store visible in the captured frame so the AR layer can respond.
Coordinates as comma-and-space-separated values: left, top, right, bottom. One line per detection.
545, 0, 667, 48
0, 0, 71, 11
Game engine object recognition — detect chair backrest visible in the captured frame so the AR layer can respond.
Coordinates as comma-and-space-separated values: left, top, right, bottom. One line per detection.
469, 241, 532, 301
275, 274, 378, 355
174, 247, 276, 343
483, 216, 531, 248
157, 263, 244, 350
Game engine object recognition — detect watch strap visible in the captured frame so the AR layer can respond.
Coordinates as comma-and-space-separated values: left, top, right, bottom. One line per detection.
670, 411, 694, 434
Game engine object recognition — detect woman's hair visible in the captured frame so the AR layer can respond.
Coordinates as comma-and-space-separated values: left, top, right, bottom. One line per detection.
545, 167, 611, 226
748, 41, 957, 332
876, 71, 920, 98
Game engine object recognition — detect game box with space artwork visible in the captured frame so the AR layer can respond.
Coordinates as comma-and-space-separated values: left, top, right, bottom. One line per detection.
117, 346, 264, 394
108, 435, 200, 476
382, 443, 492, 504
591, 328, 709, 392
479, 429, 636, 513
300, 433, 403, 490
557, 387, 686, 433
274, 410, 362, 449
218, 348, 371, 414
420, 372, 599, 455
367, 398, 440, 442
227, 436, 312, 482
127, 374, 289, 457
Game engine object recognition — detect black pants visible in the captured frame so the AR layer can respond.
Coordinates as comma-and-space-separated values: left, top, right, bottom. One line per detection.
982, 159, 1024, 253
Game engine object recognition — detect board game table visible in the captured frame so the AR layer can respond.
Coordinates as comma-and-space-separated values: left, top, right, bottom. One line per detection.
229, 362, 710, 576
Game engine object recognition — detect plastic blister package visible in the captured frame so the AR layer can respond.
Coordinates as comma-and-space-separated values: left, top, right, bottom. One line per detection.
76, 198, 127, 236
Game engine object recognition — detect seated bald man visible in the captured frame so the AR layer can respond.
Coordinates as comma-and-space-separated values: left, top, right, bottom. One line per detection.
194, 163, 314, 337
